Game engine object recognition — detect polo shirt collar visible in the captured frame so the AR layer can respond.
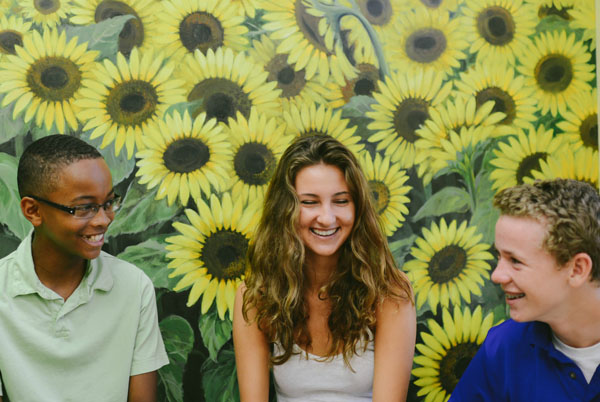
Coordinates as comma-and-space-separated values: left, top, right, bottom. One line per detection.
529, 320, 574, 364
8, 230, 114, 299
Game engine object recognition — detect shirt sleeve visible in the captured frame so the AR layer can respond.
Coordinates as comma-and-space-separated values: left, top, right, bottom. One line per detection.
130, 274, 169, 376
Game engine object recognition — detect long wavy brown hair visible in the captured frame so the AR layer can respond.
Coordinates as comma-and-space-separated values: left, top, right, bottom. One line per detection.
242, 135, 413, 367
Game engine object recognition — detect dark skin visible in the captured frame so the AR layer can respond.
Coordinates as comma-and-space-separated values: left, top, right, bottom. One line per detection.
17, 158, 158, 401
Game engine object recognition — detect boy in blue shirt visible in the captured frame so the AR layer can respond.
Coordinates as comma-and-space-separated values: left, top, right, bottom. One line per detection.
451, 179, 600, 402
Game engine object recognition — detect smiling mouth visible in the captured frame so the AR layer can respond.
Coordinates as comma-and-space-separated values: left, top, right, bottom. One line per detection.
310, 228, 339, 237
83, 234, 104, 243
506, 293, 525, 300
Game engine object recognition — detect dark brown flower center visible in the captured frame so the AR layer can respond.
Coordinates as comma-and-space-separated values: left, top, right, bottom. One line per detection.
179, 12, 224, 54
266, 54, 306, 98
406, 28, 447, 63
356, 0, 392, 26
477, 6, 515, 46
0, 30, 23, 55
163, 137, 210, 174
535, 54, 573, 93
202, 229, 249, 280
188, 78, 251, 123
27, 57, 82, 101
580, 113, 598, 149
476, 87, 516, 125
368, 180, 390, 215
94, 0, 144, 55
439, 342, 480, 393
538, 5, 572, 20
428, 244, 467, 283
234, 142, 276, 186
516, 152, 547, 184
341, 63, 379, 102
106, 79, 158, 126
35, 0, 60, 14
393, 98, 430, 143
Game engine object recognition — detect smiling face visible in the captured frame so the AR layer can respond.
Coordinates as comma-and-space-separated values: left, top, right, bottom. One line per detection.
492, 215, 572, 324
34, 158, 115, 264
295, 163, 355, 266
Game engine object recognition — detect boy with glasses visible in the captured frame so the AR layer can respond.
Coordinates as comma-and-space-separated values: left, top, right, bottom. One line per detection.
0, 135, 168, 401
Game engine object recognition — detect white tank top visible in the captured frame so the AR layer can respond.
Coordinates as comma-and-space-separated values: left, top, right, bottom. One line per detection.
272, 340, 374, 402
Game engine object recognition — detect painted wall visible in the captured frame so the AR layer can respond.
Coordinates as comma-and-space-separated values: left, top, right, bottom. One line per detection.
0, 0, 597, 400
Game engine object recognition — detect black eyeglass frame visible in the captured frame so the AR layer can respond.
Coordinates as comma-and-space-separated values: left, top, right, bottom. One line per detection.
28, 194, 121, 219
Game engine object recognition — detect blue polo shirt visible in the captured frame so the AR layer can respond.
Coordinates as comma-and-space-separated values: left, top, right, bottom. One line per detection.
450, 320, 600, 401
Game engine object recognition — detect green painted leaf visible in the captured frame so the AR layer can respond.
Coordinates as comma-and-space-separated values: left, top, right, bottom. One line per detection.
0, 231, 20, 259
389, 234, 417, 269
470, 171, 499, 245
0, 153, 31, 239
85, 135, 136, 185
164, 99, 205, 119
65, 15, 135, 59
536, 14, 571, 34
158, 315, 195, 402
0, 100, 27, 146
106, 180, 180, 237
341, 95, 376, 117
199, 306, 233, 362
412, 186, 471, 222
116, 234, 179, 290
201, 348, 239, 402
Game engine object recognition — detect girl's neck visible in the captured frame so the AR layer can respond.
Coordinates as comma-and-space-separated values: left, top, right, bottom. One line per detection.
304, 251, 339, 291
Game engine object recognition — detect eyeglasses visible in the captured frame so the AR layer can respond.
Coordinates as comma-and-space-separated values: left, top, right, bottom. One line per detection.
29, 195, 122, 219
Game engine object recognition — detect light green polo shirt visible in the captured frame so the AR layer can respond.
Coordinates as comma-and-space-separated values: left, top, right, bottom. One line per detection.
0, 231, 169, 402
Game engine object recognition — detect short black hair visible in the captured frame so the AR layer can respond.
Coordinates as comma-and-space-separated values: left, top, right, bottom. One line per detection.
18, 134, 103, 198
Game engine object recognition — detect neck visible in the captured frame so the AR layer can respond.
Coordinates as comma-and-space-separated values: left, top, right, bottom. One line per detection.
31, 233, 87, 300
548, 285, 600, 348
304, 252, 339, 292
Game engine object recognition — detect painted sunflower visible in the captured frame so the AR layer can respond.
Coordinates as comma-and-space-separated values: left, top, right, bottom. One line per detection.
0, 15, 32, 62
0, 29, 98, 133
70, 0, 161, 55
389, 7, 469, 77
326, 49, 381, 109
489, 125, 564, 191
454, 59, 538, 132
407, 0, 460, 13
534, 0, 577, 20
284, 101, 364, 155
230, 0, 259, 18
403, 218, 494, 314
260, 0, 357, 85
462, 0, 537, 66
135, 110, 231, 206
155, 0, 248, 65
569, 0, 595, 49
179, 46, 280, 124
247, 35, 335, 111
223, 109, 292, 204
413, 306, 497, 402
556, 88, 597, 151
77, 47, 186, 158
21, 0, 71, 28
360, 151, 411, 236
367, 69, 452, 169
166, 193, 260, 319
517, 30, 594, 117
532, 146, 598, 189
414, 96, 505, 181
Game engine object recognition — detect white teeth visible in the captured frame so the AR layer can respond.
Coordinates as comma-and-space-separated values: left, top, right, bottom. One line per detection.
506, 293, 525, 300
312, 228, 337, 236
84, 234, 103, 242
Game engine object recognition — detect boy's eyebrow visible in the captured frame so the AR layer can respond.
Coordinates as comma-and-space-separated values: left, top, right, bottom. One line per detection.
71, 188, 115, 202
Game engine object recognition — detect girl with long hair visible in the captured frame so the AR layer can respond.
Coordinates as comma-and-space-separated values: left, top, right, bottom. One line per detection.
233, 135, 416, 401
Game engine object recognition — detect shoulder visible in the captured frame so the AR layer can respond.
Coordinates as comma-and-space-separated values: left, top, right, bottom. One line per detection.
481, 319, 536, 353
95, 252, 155, 297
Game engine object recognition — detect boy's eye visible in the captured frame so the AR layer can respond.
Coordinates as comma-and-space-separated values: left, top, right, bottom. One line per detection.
77, 204, 97, 213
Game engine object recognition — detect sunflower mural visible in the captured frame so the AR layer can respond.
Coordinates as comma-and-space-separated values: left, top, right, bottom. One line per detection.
0, 0, 596, 400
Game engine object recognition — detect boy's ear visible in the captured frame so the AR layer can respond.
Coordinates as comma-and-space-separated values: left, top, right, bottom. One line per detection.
20, 197, 42, 227
567, 252, 593, 287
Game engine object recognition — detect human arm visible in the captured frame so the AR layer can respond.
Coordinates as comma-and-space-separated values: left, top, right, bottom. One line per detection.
233, 283, 271, 402
372, 296, 416, 402
128, 371, 157, 402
